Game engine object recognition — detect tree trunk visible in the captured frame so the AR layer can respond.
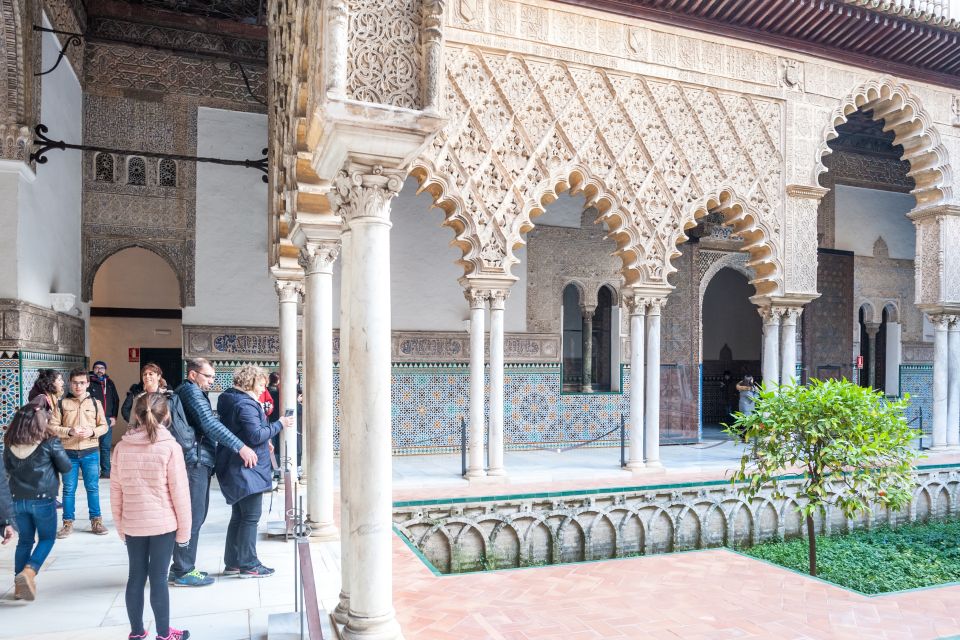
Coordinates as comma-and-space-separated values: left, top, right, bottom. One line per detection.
806, 513, 817, 576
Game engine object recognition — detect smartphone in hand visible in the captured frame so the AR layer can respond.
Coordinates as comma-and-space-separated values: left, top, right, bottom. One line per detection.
284, 408, 295, 417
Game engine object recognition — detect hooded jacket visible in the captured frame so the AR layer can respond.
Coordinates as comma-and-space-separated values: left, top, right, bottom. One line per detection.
215, 387, 282, 505
110, 427, 191, 543
3, 437, 71, 500
49, 393, 108, 453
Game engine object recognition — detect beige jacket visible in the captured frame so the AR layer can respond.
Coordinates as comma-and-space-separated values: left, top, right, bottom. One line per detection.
49, 394, 108, 452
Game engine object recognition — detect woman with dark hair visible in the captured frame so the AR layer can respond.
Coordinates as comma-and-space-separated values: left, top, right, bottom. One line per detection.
3, 402, 71, 600
112, 392, 192, 640
121, 362, 167, 423
27, 369, 64, 417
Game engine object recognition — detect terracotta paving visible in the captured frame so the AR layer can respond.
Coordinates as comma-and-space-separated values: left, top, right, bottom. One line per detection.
392, 539, 960, 639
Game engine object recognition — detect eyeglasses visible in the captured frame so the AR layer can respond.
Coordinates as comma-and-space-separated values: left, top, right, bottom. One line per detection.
198, 371, 216, 380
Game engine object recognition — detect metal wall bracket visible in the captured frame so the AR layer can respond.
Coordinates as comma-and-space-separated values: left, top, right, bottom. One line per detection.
33, 26, 83, 77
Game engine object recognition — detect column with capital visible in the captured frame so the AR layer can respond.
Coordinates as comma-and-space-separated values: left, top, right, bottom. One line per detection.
932, 314, 950, 450
464, 288, 488, 479
780, 308, 801, 386
274, 278, 302, 472
336, 168, 403, 640
300, 241, 340, 539
948, 316, 960, 449
581, 307, 595, 393
625, 295, 645, 470
487, 289, 508, 477
333, 224, 352, 625
759, 307, 782, 388
864, 322, 881, 390
643, 298, 664, 468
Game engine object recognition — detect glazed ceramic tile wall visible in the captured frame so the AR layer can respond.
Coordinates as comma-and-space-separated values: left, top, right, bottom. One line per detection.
900, 364, 932, 435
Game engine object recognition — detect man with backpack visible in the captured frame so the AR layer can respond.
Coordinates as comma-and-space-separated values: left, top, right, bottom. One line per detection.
169, 358, 258, 587
48, 368, 109, 538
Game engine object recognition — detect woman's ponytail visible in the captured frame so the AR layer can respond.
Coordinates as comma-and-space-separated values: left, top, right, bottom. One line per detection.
131, 392, 170, 444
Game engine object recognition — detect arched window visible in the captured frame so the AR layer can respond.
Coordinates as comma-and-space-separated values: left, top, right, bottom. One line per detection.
95, 153, 114, 182
127, 157, 146, 186
159, 159, 177, 187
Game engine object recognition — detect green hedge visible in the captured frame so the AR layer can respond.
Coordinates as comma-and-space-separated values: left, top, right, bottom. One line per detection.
744, 520, 960, 594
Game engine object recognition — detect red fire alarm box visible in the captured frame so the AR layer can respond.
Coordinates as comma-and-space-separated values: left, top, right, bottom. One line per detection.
128, 347, 140, 362
855, 355, 863, 370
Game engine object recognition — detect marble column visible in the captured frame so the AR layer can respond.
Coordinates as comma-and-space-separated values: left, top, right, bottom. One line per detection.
864, 322, 881, 391
760, 306, 781, 388
948, 316, 960, 449
487, 289, 508, 477
301, 241, 340, 539
780, 308, 800, 386
465, 289, 488, 479
340, 170, 403, 640
643, 298, 663, 468
581, 307, 595, 393
932, 314, 949, 450
625, 296, 645, 470
333, 226, 352, 625
275, 279, 301, 471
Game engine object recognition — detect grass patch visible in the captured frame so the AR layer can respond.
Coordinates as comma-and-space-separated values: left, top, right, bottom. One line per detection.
743, 519, 960, 594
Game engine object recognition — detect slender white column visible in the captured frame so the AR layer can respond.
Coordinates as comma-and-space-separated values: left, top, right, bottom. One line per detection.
465, 289, 488, 479
780, 308, 800, 386
932, 314, 949, 450
885, 321, 902, 395
948, 316, 960, 449
626, 296, 645, 470
581, 307, 595, 393
333, 227, 352, 625
300, 291, 309, 482
301, 241, 340, 539
760, 307, 782, 388
643, 298, 663, 468
865, 322, 881, 390
341, 170, 403, 640
275, 279, 302, 471
487, 289, 508, 477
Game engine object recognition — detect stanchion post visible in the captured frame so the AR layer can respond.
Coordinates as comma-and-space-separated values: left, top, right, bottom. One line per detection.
620, 414, 626, 468
460, 416, 467, 477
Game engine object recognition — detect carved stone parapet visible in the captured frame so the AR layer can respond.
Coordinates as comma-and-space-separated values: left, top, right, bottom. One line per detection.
0, 299, 85, 355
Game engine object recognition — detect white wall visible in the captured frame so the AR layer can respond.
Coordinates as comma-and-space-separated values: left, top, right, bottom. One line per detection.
13, 18, 82, 307
834, 185, 915, 259
92, 247, 180, 308
702, 268, 762, 361
184, 107, 275, 326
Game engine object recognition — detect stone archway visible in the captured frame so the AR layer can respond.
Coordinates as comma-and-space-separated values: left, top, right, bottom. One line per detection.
412, 46, 785, 291
83, 239, 192, 306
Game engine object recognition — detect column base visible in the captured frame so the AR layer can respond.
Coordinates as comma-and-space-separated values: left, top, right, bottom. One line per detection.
306, 520, 339, 541
463, 468, 487, 479
929, 444, 949, 451
642, 460, 664, 469
333, 594, 350, 625
486, 466, 507, 477
624, 461, 646, 471
342, 611, 404, 640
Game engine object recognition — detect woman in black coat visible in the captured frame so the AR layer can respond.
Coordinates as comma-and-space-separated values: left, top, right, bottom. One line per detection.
215, 365, 292, 579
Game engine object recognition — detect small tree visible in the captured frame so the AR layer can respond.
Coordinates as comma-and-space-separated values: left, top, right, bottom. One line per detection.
726, 378, 920, 576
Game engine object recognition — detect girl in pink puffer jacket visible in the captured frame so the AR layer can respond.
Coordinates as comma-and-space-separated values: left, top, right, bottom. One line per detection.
111, 392, 192, 640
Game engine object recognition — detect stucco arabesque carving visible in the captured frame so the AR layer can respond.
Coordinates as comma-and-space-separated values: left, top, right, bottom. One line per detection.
0, 0, 39, 163
412, 46, 785, 296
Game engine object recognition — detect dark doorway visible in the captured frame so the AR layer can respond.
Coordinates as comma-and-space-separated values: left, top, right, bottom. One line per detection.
593, 285, 614, 392
139, 348, 184, 390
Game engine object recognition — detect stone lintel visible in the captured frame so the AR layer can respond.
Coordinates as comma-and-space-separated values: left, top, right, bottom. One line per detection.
289, 219, 342, 251
457, 275, 518, 293
908, 204, 960, 222
750, 292, 820, 308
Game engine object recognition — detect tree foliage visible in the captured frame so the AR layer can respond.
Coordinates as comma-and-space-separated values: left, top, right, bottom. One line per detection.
726, 378, 921, 575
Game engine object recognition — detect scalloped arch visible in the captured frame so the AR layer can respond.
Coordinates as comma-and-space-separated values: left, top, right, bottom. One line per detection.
815, 77, 953, 210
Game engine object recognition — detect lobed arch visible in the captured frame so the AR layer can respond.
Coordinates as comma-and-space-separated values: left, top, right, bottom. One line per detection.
815, 77, 953, 210
83, 241, 191, 307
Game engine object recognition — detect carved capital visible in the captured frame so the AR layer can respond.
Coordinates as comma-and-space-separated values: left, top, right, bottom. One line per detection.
759, 305, 786, 324
299, 241, 341, 275
780, 307, 803, 326
464, 288, 489, 309
624, 295, 647, 316
489, 289, 509, 311
930, 313, 952, 331
275, 278, 302, 304
864, 322, 881, 337
643, 297, 666, 315
948, 315, 960, 330
331, 166, 404, 224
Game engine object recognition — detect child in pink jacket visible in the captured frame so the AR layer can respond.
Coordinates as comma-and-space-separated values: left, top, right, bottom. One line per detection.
112, 392, 192, 640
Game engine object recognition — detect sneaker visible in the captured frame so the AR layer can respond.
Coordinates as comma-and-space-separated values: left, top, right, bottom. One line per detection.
172, 569, 214, 587
128, 632, 148, 640
90, 517, 109, 535
168, 569, 208, 583
156, 628, 190, 640
222, 566, 240, 576
238, 564, 275, 579
56, 520, 73, 539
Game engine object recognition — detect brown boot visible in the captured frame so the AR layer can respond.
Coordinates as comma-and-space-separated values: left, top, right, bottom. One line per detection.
90, 517, 108, 536
14, 566, 37, 601
56, 520, 73, 539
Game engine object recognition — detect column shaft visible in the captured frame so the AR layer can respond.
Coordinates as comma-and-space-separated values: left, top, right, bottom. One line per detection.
760, 308, 781, 388
626, 301, 645, 470
302, 243, 340, 538
932, 315, 949, 449
948, 317, 960, 448
276, 281, 301, 471
643, 299, 662, 467
581, 310, 594, 393
465, 291, 487, 478
487, 291, 507, 477
780, 309, 799, 386
334, 228, 352, 625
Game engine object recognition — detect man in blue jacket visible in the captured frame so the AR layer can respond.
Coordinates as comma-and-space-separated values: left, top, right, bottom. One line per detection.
169, 358, 258, 587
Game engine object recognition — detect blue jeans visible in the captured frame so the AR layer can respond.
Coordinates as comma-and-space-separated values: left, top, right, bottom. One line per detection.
63, 450, 101, 521
99, 426, 113, 475
14, 498, 58, 574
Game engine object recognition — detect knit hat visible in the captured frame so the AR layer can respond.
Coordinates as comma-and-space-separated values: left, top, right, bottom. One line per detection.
93, 360, 107, 369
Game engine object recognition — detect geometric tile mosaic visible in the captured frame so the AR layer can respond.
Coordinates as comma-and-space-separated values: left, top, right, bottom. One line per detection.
900, 363, 932, 438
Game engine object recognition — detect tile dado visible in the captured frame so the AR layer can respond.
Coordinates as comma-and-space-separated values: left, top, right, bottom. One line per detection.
184, 325, 560, 364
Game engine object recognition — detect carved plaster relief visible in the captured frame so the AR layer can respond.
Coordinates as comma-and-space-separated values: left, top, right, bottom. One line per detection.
0, 300, 85, 355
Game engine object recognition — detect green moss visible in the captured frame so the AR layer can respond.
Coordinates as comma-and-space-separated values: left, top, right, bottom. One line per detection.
743, 519, 960, 594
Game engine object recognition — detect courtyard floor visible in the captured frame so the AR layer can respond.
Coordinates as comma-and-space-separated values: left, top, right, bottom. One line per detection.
4, 443, 960, 639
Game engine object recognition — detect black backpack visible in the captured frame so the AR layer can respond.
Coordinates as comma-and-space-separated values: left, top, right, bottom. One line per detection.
166, 394, 199, 465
